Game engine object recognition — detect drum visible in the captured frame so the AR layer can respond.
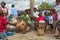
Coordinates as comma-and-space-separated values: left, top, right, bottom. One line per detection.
37, 21, 46, 36
37, 29, 44, 36
16, 20, 26, 31
38, 21, 46, 29
26, 26, 30, 32
16, 20, 30, 32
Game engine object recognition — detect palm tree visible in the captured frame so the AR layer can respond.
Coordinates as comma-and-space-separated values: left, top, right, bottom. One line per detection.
38, 2, 53, 10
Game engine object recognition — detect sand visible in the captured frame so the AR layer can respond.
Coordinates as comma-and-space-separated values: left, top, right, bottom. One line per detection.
8, 31, 60, 40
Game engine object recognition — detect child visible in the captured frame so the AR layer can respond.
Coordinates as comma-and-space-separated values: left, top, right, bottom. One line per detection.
37, 12, 45, 22
0, 9, 8, 40
37, 12, 46, 36
48, 11, 55, 34
37, 12, 46, 29
44, 12, 49, 32
44, 12, 49, 23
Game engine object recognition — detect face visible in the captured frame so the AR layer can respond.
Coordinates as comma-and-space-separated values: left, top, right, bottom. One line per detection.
50, 11, 53, 15
45, 12, 48, 16
1, 3, 5, 7
24, 11, 26, 15
56, 1, 60, 5
28, 9, 30, 14
39, 12, 42, 16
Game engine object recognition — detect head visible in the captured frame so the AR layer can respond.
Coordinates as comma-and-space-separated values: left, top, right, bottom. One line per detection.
50, 10, 54, 15
49, 11, 53, 16
27, 9, 31, 14
24, 9, 28, 15
56, 0, 60, 5
44, 12, 49, 16
33, 7, 37, 12
39, 12, 42, 17
51, 9, 56, 13
1, 2, 6, 8
11, 4, 15, 8
0, 9, 3, 16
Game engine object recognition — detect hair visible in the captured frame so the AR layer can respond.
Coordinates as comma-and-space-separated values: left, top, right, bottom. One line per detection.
56, 0, 60, 2
44, 12, 48, 16
39, 11, 42, 16
1, 2, 6, 5
24, 9, 28, 14
34, 7, 37, 10
12, 4, 15, 7
28, 9, 30, 11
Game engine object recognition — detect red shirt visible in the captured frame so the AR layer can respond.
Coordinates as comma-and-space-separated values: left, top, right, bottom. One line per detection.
54, 12, 58, 21
0, 16, 8, 32
37, 16, 45, 22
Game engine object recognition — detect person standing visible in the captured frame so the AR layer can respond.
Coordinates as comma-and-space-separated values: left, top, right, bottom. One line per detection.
0, 9, 8, 40
1, 2, 8, 17
32, 7, 39, 30
11, 4, 18, 18
54, 0, 60, 38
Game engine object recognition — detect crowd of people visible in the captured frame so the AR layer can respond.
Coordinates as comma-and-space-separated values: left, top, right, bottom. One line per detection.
0, 0, 60, 40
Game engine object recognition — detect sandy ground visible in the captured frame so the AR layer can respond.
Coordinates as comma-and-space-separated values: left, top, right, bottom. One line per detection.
8, 31, 60, 40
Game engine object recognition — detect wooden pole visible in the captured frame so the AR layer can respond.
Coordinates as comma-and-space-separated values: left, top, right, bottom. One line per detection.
30, 0, 35, 14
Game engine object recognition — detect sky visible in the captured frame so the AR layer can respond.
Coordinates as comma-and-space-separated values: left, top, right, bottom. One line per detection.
0, 0, 56, 10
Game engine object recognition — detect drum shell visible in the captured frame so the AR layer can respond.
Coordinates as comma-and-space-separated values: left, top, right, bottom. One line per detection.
38, 23, 46, 29
37, 29, 44, 36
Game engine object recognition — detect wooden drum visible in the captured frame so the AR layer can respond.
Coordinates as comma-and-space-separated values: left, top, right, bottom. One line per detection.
37, 21, 46, 36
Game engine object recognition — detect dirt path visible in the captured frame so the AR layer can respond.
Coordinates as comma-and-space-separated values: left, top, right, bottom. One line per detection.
8, 31, 60, 40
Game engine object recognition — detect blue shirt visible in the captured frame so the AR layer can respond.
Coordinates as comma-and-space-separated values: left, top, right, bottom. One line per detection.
46, 16, 55, 22
46, 16, 49, 22
11, 7, 18, 17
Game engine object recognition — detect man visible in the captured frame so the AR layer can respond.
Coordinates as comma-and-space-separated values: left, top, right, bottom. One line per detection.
54, 0, 60, 39
11, 4, 18, 18
1, 2, 8, 17
32, 7, 39, 30
33, 7, 39, 18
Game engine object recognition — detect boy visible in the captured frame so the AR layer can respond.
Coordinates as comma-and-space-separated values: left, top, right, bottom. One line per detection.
48, 11, 55, 34
37, 12, 45, 22
0, 9, 8, 40
37, 12, 46, 29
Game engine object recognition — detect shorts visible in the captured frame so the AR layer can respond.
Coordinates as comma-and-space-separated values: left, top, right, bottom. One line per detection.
49, 24, 53, 29
0, 31, 7, 40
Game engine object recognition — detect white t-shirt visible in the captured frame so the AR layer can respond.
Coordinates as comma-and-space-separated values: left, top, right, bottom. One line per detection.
54, 5, 60, 20
33, 11, 39, 18
49, 16, 53, 24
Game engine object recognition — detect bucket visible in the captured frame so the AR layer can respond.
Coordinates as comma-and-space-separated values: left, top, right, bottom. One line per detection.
7, 31, 15, 36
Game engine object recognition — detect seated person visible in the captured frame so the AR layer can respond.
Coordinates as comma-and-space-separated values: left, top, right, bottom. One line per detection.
37, 12, 46, 23
21, 10, 32, 26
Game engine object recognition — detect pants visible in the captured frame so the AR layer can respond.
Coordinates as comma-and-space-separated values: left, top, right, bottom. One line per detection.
0, 31, 7, 40
56, 20, 60, 33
